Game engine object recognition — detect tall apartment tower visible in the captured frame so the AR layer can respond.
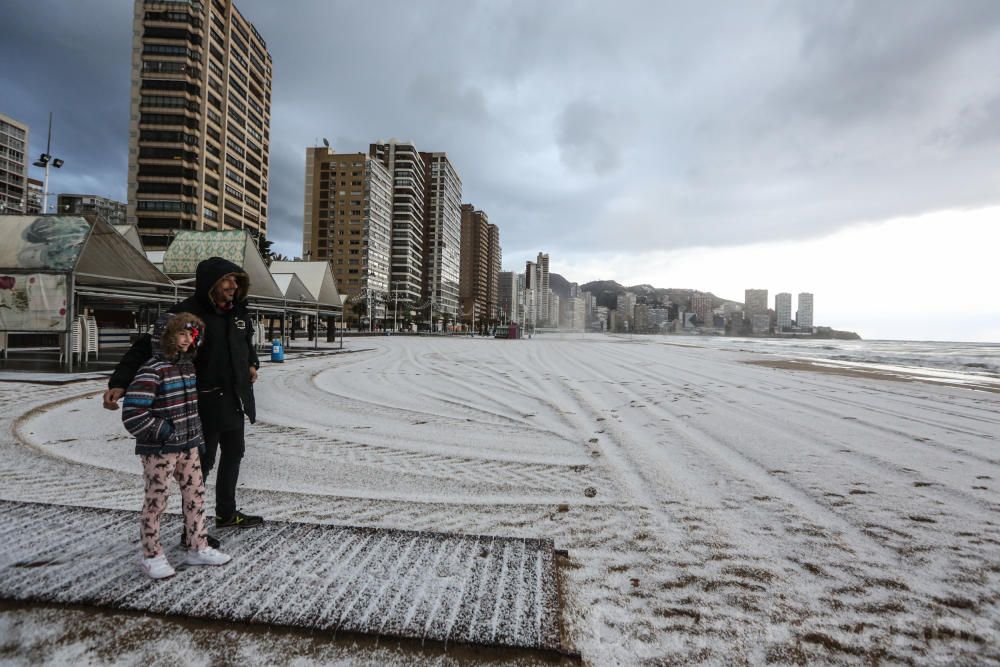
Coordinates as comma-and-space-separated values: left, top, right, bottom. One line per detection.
744, 289, 768, 317
128, 0, 272, 249
419, 151, 462, 320
536, 252, 551, 326
302, 146, 392, 310
775, 292, 792, 330
369, 141, 425, 308
459, 204, 500, 327
486, 223, 501, 320
797, 292, 814, 329
0, 113, 29, 215
497, 271, 520, 323
745, 288, 769, 334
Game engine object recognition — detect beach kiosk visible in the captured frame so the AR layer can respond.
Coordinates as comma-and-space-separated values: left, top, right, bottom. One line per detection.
269, 261, 344, 348
0, 215, 175, 370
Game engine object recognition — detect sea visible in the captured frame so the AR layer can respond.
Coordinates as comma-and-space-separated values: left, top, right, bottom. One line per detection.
690, 337, 1000, 379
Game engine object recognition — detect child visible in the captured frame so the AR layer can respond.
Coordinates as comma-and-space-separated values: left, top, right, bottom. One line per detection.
123, 312, 232, 579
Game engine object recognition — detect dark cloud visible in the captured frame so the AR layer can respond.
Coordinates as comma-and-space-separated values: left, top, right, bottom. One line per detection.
4, 0, 1000, 263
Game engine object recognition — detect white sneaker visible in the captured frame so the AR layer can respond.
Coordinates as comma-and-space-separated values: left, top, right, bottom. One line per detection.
184, 546, 232, 566
140, 553, 176, 580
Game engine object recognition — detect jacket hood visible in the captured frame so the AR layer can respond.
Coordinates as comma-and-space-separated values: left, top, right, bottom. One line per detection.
152, 312, 204, 361
195, 256, 249, 308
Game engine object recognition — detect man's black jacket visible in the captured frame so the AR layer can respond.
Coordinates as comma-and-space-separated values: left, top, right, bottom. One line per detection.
109, 257, 259, 427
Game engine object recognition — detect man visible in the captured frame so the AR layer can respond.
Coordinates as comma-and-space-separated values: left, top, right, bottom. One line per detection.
104, 257, 264, 544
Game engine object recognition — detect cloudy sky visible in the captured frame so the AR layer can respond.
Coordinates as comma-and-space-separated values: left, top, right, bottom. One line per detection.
3, 1, 999, 341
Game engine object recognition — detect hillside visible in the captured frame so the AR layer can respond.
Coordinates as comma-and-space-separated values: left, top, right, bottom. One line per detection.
569, 276, 741, 310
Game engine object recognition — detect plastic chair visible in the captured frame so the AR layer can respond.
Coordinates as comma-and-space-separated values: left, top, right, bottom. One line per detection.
84, 316, 99, 361
59, 317, 83, 363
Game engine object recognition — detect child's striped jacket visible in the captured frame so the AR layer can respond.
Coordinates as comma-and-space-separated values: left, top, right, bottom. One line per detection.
122, 315, 204, 456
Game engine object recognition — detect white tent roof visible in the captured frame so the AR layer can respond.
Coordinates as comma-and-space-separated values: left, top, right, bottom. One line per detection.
162, 230, 283, 299
271, 273, 316, 302
112, 224, 144, 252
269, 261, 342, 308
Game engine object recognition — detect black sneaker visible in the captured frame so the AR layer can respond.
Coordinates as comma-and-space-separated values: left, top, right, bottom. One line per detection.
180, 533, 222, 549
215, 510, 264, 529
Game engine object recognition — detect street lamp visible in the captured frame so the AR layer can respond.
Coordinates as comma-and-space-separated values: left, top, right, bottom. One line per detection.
32, 113, 64, 214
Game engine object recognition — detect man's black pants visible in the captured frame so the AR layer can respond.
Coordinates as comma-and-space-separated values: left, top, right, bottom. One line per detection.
200, 423, 245, 520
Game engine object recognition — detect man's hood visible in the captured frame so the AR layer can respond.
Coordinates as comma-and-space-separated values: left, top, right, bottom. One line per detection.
195, 256, 249, 308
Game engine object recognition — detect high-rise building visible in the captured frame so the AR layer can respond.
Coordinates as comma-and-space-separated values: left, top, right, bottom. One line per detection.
797, 292, 814, 329
497, 271, 520, 323
775, 292, 792, 330
745, 288, 770, 334
536, 252, 551, 325
128, 0, 272, 249
57, 194, 128, 224
563, 296, 586, 330
302, 146, 392, 317
370, 141, 425, 308
486, 224, 501, 321
459, 204, 500, 327
744, 289, 768, 317
419, 151, 462, 320
0, 113, 28, 215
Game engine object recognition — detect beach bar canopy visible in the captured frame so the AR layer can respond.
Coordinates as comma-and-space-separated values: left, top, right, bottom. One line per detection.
269, 261, 343, 309
0, 215, 177, 367
271, 273, 316, 303
162, 229, 284, 300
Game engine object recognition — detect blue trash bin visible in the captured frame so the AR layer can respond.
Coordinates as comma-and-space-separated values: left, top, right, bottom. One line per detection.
270, 338, 285, 363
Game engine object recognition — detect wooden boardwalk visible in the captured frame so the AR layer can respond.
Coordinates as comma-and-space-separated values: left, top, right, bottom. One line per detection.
0, 499, 563, 653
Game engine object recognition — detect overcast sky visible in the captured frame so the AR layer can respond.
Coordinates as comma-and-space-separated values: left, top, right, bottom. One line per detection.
3, 1, 999, 341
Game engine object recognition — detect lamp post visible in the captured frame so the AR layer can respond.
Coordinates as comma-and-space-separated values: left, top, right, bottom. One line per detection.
32, 113, 64, 213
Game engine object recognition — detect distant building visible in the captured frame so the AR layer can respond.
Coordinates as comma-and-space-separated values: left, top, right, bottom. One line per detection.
57, 194, 127, 224
647, 307, 671, 332
128, 0, 273, 249
616, 291, 637, 331
565, 296, 585, 330
302, 146, 392, 318
775, 292, 792, 330
0, 113, 29, 214
420, 151, 462, 320
26, 178, 43, 215
690, 294, 713, 327
459, 204, 500, 327
370, 141, 426, 307
498, 270, 520, 323
633, 303, 649, 333
536, 253, 551, 326
797, 292, 814, 329
595, 305, 609, 331
744, 289, 769, 333
744, 289, 768, 320
751, 313, 771, 334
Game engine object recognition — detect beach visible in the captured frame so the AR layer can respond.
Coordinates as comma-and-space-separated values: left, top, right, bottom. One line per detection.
1, 333, 998, 665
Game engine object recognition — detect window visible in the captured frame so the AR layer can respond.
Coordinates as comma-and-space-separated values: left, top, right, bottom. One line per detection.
224, 184, 243, 200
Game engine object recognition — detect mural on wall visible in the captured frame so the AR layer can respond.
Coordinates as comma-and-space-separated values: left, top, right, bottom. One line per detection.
0, 216, 89, 271
0, 273, 69, 331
